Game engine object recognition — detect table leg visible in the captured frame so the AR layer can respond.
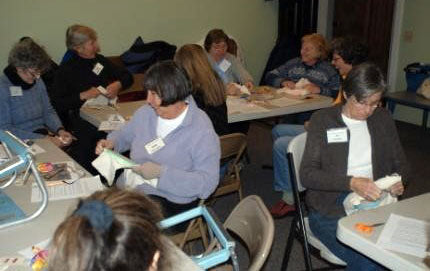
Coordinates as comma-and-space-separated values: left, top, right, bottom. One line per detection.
423, 109, 428, 130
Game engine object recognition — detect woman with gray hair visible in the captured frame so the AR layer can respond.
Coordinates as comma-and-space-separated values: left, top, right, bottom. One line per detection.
0, 38, 72, 146
51, 24, 133, 174
300, 63, 409, 270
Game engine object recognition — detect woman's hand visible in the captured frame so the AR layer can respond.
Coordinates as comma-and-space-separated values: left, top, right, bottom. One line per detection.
389, 181, 404, 196
80, 87, 100, 101
132, 162, 162, 179
350, 177, 382, 201
95, 139, 114, 155
105, 81, 122, 99
281, 80, 296, 89
57, 129, 73, 146
226, 83, 241, 96
47, 136, 63, 148
244, 81, 254, 90
304, 82, 321, 94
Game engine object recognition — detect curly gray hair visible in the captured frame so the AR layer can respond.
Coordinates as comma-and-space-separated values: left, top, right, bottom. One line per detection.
66, 24, 97, 50
8, 38, 51, 72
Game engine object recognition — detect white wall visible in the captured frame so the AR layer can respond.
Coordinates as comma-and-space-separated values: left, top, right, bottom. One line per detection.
0, 0, 278, 81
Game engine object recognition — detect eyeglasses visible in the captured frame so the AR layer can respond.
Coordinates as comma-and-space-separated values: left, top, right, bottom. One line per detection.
353, 97, 380, 109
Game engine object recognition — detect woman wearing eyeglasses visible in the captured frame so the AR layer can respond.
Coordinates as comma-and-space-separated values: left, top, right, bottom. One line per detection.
0, 38, 72, 147
300, 63, 409, 270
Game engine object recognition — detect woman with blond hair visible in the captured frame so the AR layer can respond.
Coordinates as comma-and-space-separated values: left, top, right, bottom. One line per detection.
265, 33, 339, 98
175, 44, 228, 135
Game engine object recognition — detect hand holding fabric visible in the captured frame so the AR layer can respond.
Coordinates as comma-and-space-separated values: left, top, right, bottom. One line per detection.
350, 177, 381, 201
389, 181, 404, 196
304, 82, 321, 94
132, 162, 162, 180
57, 129, 73, 146
80, 87, 100, 100
281, 80, 296, 89
95, 139, 114, 155
105, 81, 122, 99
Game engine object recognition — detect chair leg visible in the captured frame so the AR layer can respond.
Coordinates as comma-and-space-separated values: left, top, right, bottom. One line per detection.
281, 214, 299, 270
423, 109, 428, 130
198, 217, 209, 249
238, 186, 243, 201
298, 214, 313, 271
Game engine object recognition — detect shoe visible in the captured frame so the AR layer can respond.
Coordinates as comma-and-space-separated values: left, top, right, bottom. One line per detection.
270, 200, 296, 218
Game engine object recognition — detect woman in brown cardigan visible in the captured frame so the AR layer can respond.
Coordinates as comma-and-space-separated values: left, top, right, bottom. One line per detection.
300, 63, 408, 270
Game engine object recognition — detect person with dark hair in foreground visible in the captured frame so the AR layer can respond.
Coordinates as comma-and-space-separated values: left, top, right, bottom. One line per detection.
96, 61, 220, 227
48, 188, 201, 271
300, 63, 408, 270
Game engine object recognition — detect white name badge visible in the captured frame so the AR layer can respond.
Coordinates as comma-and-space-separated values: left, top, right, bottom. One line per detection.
145, 137, 165, 155
92, 63, 104, 75
9, 86, 23, 96
327, 128, 348, 143
218, 59, 231, 72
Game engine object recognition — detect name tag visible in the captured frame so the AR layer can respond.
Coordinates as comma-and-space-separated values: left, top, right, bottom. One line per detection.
218, 59, 231, 72
327, 128, 348, 143
92, 63, 104, 75
9, 86, 23, 96
145, 137, 165, 155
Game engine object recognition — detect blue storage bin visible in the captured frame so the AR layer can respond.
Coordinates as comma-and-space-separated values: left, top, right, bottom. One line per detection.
404, 62, 430, 92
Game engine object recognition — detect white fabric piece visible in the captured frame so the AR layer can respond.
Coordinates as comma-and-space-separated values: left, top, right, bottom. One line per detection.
343, 174, 402, 215
156, 105, 188, 138
231, 82, 251, 95
91, 149, 136, 186
123, 169, 158, 189
82, 94, 117, 107
295, 78, 311, 88
277, 78, 311, 96
342, 114, 373, 180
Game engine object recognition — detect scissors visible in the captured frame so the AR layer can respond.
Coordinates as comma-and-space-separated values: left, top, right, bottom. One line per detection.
355, 222, 385, 234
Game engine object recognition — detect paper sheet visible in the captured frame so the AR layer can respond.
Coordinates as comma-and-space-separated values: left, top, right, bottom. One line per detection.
377, 213, 430, 258
31, 175, 104, 202
98, 114, 126, 131
227, 97, 270, 115
0, 257, 30, 271
82, 95, 117, 107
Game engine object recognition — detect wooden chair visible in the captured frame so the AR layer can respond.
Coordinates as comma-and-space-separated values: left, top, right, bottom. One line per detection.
210, 133, 247, 202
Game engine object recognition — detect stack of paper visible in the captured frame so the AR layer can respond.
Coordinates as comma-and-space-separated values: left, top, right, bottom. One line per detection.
377, 213, 430, 258
31, 175, 104, 202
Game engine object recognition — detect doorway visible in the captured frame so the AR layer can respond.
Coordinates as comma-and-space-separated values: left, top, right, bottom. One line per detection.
332, 0, 395, 76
